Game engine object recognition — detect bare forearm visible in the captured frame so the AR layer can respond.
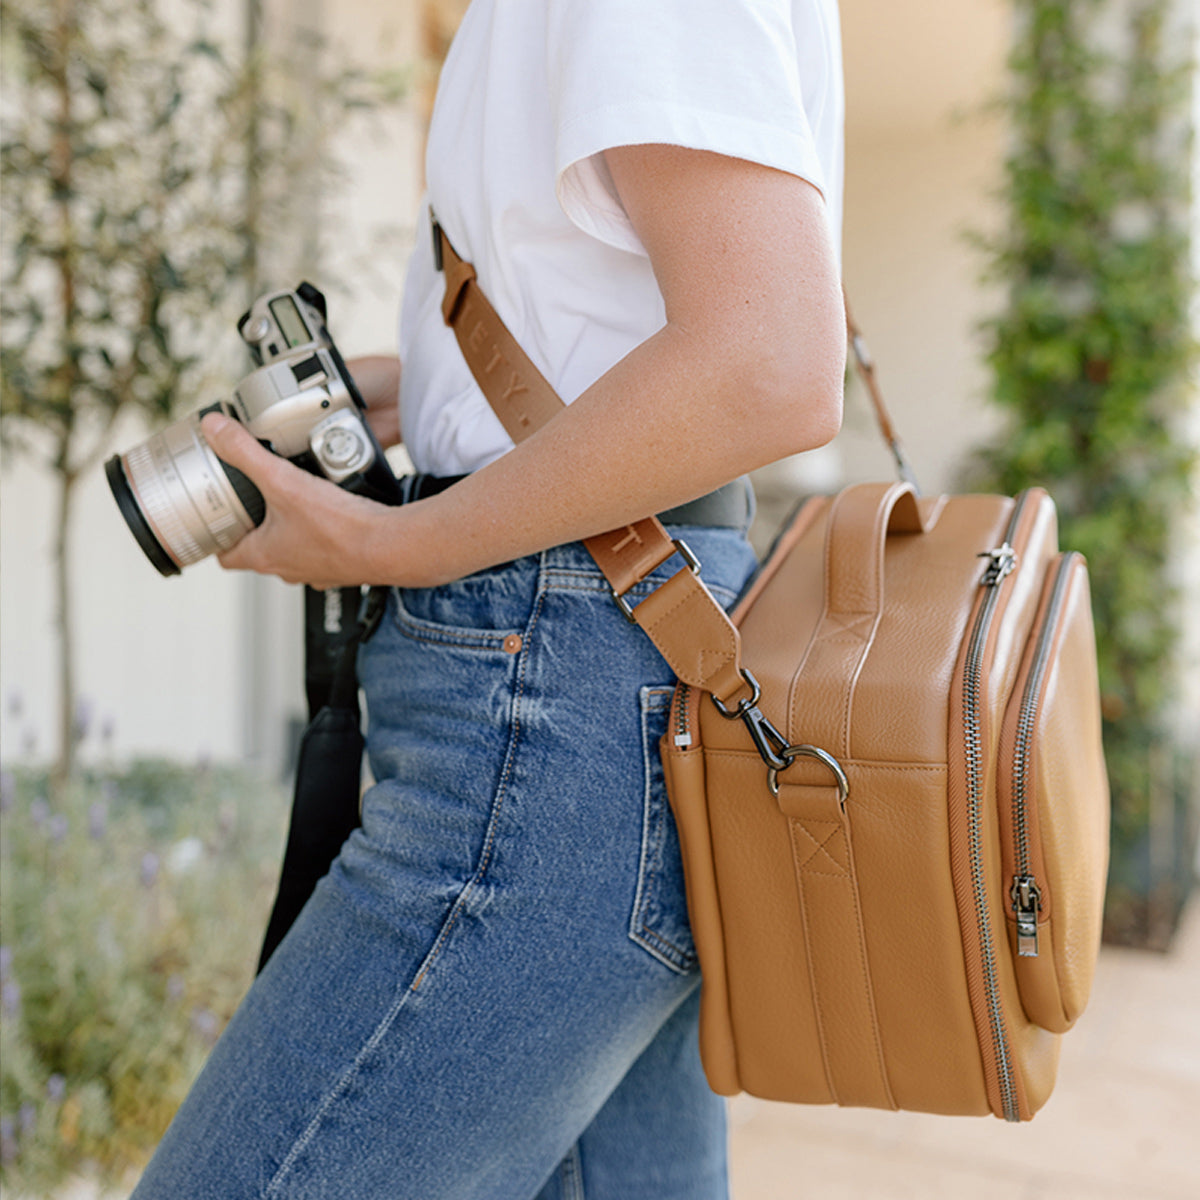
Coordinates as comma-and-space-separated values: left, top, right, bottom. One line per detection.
371, 304, 843, 587
371, 153, 846, 587
206, 148, 845, 592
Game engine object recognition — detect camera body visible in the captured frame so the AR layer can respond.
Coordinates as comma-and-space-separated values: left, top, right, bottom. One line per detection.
106, 283, 401, 577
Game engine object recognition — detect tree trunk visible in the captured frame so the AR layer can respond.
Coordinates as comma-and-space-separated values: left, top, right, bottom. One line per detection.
51, 467, 77, 791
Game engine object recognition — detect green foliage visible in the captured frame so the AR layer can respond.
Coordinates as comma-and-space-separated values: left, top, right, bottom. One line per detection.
0, 0, 406, 783
976, 0, 1197, 943
0, 759, 288, 1191
0, 0, 405, 457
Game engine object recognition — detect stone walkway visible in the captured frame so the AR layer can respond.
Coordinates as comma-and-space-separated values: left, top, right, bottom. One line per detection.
728, 900, 1200, 1200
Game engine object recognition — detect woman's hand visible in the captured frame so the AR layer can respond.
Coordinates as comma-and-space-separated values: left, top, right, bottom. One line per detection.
201, 411, 399, 590
346, 355, 402, 449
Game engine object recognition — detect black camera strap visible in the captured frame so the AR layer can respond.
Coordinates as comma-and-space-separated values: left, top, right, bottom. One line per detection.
256, 585, 386, 973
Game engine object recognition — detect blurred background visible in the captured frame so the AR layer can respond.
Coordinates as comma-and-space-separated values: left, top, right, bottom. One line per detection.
1, 0, 1197, 1194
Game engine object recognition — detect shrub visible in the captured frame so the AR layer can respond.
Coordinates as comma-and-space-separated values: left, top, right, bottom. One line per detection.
0, 759, 288, 1192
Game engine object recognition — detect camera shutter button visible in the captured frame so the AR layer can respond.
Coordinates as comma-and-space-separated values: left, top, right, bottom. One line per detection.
319, 425, 365, 469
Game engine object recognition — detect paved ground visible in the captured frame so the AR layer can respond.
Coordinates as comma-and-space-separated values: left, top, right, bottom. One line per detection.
728, 900, 1200, 1200
22, 903, 1198, 1200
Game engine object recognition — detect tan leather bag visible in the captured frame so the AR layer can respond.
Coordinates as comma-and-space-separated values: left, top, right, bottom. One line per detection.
433, 218, 1110, 1122
662, 481, 1109, 1120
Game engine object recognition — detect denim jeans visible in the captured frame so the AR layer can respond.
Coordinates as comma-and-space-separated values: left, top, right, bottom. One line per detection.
131, 526, 758, 1200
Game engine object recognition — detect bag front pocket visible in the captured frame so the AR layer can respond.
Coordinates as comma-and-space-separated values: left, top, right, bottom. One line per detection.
997, 552, 1109, 1033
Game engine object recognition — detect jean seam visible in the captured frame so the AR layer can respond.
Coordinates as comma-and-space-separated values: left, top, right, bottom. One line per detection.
409, 585, 543, 988
390, 587, 522, 650
562, 1142, 585, 1200
263, 591, 545, 1197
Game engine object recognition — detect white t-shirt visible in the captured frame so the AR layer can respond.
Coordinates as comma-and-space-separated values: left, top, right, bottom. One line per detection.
398, 0, 844, 477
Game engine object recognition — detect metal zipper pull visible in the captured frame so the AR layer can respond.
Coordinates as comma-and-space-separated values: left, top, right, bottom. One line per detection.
979, 543, 1017, 586
1011, 875, 1042, 957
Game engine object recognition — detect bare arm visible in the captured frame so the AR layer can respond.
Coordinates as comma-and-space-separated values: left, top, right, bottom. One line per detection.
201, 146, 844, 589
346, 354, 402, 449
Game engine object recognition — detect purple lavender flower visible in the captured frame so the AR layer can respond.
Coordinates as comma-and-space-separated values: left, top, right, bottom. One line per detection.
1, 981, 20, 1017
0, 769, 14, 813
46, 1075, 66, 1103
88, 801, 108, 840
17, 1103, 35, 1138
73, 696, 95, 743
48, 813, 69, 843
190, 1007, 219, 1046
0, 1116, 16, 1164
29, 796, 49, 827
139, 851, 160, 888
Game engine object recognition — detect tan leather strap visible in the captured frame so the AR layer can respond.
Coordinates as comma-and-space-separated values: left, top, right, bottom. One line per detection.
437, 229, 569, 443
844, 296, 920, 492
775, 773, 896, 1110
787, 482, 943, 759
433, 215, 750, 707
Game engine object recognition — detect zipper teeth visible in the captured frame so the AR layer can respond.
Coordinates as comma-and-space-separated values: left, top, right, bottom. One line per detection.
675, 683, 692, 746
964, 492, 1030, 1123
1011, 553, 1078, 876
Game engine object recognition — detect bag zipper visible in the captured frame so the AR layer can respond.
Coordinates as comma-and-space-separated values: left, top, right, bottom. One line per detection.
672, 683, 694, 749
962, 491, 1029, 1123
1008, 551, 1079, 958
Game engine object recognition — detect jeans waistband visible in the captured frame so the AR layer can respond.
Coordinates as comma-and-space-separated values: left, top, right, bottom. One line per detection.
400, 473, 754, 531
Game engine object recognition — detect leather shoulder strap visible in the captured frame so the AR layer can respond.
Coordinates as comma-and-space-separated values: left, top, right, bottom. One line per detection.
433, 215, 751, 709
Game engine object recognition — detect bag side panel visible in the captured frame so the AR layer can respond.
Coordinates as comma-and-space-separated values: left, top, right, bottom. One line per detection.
843, 761, 992, 1114
661, 728, 743, 1095
703, 748, 835, 1103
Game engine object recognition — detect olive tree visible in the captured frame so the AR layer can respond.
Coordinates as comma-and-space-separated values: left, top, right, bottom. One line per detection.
0, 0, 398, 785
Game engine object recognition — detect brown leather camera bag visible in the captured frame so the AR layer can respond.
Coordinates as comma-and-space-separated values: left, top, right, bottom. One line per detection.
435, 219, 1110, 1121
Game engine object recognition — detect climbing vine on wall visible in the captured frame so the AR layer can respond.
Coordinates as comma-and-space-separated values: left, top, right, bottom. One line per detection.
976, 0, 1196, 945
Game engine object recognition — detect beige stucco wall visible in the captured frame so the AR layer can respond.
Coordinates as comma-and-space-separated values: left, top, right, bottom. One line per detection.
3, 0, 1195, 772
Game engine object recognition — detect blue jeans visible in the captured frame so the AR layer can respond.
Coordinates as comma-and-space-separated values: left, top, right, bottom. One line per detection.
131, 527, 758, 1199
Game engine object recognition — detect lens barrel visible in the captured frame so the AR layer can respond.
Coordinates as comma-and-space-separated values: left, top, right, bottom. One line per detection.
105, 455, 181, 577
105, 413, 265, 575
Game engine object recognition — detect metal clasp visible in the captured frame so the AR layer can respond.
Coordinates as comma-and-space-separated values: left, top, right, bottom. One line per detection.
767, 744, 851, 806
612, 538, 701, 624
710, 668, 791, 772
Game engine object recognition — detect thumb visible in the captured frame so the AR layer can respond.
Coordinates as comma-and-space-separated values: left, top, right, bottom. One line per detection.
199, 411, 284, 486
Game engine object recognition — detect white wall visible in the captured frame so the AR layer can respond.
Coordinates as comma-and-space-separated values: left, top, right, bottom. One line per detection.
0, 0, 421, 774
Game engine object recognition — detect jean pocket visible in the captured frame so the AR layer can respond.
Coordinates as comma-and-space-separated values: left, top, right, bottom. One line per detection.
629, 685, 698, 974
391, 563, 537, 650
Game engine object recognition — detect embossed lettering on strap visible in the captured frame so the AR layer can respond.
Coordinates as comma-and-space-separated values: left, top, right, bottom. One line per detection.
433, 212, 746, 704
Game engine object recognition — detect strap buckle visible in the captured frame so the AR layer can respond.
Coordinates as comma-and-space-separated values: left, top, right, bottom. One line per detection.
611, 538, 701, 623
710, 668, 791, 771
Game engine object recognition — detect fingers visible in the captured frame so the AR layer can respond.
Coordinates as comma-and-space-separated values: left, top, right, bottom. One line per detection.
199, 412, 287, 487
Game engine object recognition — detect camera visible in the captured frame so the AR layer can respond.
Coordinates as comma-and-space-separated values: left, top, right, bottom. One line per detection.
105, 283, 402, 576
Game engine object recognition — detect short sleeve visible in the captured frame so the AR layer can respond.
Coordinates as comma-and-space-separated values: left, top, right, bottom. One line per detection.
546, 0, 834, 254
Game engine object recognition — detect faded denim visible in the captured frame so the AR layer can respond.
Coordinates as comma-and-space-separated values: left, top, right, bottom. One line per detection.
131, 526, 758, 1200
